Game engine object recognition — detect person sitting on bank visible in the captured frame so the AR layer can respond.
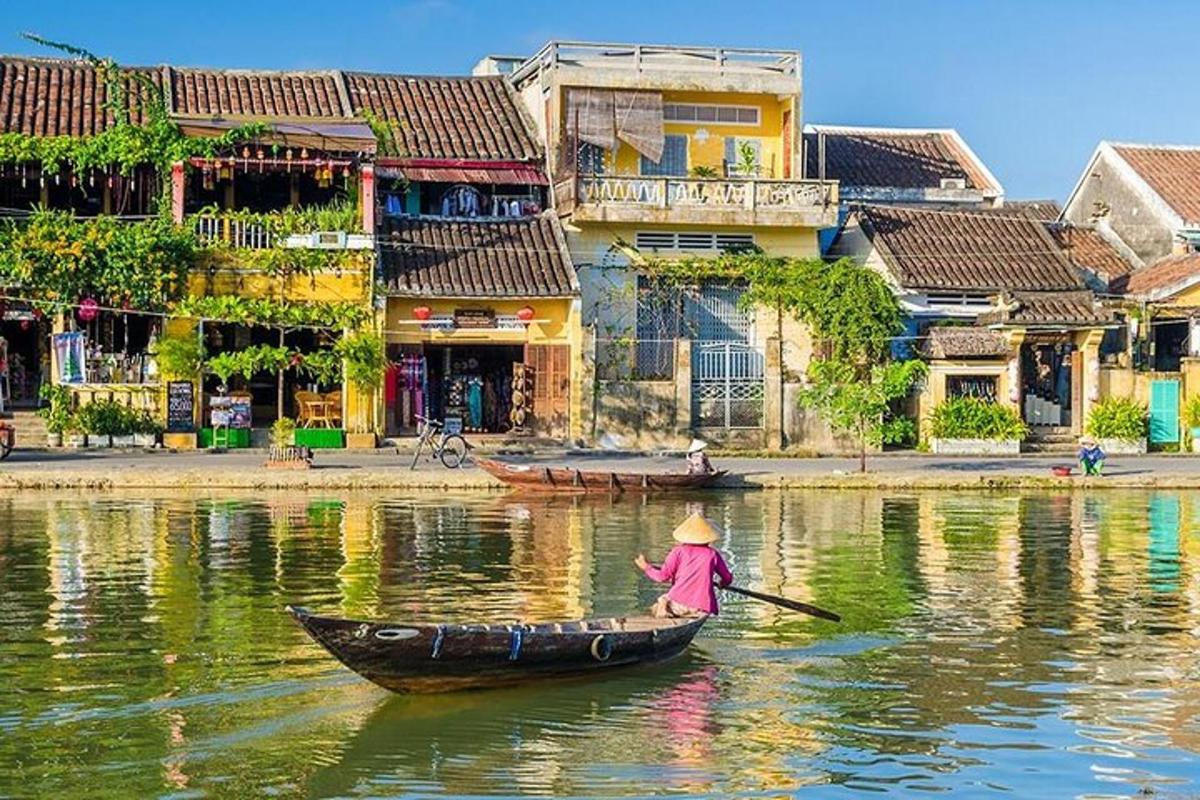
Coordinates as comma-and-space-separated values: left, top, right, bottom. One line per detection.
686, 439, 715, 475
1079, 437, 1106, 476
635, 513, 733, 618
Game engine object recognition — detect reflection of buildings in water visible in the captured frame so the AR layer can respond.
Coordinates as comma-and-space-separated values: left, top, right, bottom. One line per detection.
44, 507, 90, 639
646, 664, 722, 790
338, 498, 381, 618
502, 496, 588, 620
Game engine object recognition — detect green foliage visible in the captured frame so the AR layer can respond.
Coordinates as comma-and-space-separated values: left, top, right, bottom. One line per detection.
75, 400, 142, 436
929, 397, 1028, 441
194, 200, 361, 236
172, 296, 369, 330
151, 331, 204, 380
360, 110, 406, 158
271, 417, 296, 449
336, 331, 387, 389
205, 344, 293, 385
642, 251, 903, 362
798, 359, 926, 471
195, 244, 370, 280
1184, 395, 1200, 428
1086, 397, 1148, 442
0, 211, 194, 309
37, 384, 74, 434
690, 165, 719, 178
205, 352, 241, 387
298, 350, 342, 386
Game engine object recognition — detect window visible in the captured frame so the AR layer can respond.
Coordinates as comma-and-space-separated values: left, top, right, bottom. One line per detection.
724, 137, 763, 177
636, 276, 753, 343
634, 231, 756, 252
577, 142, 608, 175
663, 104, 760, 126
641, 135, 688, 177
947, 375, 998, 402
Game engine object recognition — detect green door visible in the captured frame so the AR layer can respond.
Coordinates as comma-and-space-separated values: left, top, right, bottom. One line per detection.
1149, 379, 1180, 444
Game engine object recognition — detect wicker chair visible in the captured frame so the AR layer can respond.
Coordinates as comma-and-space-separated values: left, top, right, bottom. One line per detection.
324, 391, 343, 427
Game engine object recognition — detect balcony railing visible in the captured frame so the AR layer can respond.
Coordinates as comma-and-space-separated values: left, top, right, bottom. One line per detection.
512, 41, 801, 83
193, 215, 274, 249
576, 175, 834, 213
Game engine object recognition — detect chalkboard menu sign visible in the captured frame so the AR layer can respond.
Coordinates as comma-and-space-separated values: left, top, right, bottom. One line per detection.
166, 381, 195, 433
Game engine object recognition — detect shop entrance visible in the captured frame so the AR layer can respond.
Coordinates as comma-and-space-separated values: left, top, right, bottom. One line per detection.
1021, 341, 1076, 430
0, 314, 49, 410
388, 344, 524, 436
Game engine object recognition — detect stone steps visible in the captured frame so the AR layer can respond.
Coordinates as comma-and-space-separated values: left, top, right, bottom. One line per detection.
2, 410, 48, 443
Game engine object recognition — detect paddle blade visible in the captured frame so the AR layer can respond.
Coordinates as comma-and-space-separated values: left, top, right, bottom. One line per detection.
724, 585, 841, 622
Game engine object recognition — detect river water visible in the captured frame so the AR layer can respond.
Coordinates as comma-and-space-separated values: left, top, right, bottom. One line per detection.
0, 490, 1197, 798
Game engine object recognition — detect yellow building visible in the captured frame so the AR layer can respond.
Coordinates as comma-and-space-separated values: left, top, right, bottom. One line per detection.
494, 42, 840, 449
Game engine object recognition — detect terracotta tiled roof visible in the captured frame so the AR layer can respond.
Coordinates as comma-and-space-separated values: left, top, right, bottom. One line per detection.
0, 56, 162, 135
345, 73, 540, 161
856, 205, 1085, 292
803, 126, 1000, 194
1005, 200, 1061, 221
921, 326, 1010, 359
379, 212, 577, 298
1113, 253, 1200, 298
1046, 225, 1133, 283
167, 67, 349, 118
1113, 144, 1200, 225
978, 291, 1111, 327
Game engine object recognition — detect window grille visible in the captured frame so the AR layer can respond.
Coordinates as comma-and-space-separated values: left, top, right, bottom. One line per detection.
664, 104, 760, 125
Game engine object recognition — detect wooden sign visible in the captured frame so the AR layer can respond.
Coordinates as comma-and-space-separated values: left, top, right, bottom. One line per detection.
453, 308, 495, 329
166, 381, 195, 433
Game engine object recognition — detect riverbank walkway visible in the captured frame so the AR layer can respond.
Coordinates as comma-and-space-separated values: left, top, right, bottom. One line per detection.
5, 448, 1200, 490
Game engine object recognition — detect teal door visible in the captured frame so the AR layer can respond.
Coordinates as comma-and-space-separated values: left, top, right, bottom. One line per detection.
1149, 379, 1180, 444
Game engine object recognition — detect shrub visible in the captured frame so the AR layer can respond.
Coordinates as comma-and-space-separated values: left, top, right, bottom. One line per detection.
1184, 396, 1200, 429
929, 397, 1028, 441
37, 384, 74, 435
271, 417, 296, 449
75, 401, 140, 437
1086, 397, 1147, 442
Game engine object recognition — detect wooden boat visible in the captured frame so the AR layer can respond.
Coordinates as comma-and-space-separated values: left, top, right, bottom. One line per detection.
475, 456, 727, 493
287, 605, 706, 693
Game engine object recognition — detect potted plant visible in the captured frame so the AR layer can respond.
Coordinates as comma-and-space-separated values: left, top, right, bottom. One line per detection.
265, 417, 311, 469
134, 410, 162, 448
76, 402, 110, 448
37, 384, 73, 447
1086, 397, 1148, 454
928, 396, 1027, 455
1185, 396, 1200, 453
64, 410, 87, 449
110, 404, 137, 448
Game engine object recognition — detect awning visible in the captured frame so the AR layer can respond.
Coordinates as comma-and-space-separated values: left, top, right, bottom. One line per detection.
173, 116, 378, 154
376, 159, 548, 186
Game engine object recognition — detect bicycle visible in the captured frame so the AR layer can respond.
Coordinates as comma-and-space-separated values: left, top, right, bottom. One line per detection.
410, 414, 470, 469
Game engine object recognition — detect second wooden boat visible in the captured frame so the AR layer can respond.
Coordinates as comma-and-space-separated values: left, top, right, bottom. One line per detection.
288, 606, 706, 693
475, 457, 727, 493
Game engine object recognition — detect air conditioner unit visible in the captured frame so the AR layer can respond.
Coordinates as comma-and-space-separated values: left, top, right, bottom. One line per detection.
940, 178, 967, 190
310, 231, 348, 249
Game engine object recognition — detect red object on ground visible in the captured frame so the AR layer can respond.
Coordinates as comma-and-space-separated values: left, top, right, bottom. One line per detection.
1051, 466, 1073, 477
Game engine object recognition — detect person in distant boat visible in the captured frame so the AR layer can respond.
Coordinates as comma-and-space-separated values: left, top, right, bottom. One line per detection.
686, 439, 715, 475
635, 513, 733, 618
1078, 436, 1106, 476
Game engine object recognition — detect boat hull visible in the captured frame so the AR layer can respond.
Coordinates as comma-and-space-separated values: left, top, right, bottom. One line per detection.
288, 607, 706, 693
475, 457, 727, 493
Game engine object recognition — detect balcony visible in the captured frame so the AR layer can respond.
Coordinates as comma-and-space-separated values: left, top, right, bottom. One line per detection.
563, 175, 839, 228
511, 41, 802, 95
190, 211, 373, 251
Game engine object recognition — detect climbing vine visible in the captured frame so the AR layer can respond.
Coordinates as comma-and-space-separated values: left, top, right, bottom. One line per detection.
171, 296, 370, 330
0, 209, 194, 309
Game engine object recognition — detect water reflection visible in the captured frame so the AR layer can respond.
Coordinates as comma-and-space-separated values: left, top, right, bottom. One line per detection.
0, 490, 1197, 797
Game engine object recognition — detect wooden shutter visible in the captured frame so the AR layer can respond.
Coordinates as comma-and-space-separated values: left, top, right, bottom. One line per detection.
526, 344, 570, 437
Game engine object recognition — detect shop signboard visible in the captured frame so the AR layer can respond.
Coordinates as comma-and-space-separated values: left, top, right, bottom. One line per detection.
444, 415, 464, 434
166, 381, 195, 433
454, 308, 495, 329
210, 395, 252, 429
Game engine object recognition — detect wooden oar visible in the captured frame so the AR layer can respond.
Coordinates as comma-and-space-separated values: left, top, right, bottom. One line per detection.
722, 584, 841, 622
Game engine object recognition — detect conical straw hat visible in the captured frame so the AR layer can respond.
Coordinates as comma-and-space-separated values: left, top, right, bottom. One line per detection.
672, 512, 721, 545
687, 438, 708, 454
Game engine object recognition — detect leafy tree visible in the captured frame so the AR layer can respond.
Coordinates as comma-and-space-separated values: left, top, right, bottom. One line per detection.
798, 359, 927, 472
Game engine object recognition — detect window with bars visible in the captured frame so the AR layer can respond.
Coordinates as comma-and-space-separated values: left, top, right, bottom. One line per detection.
640, 134, 688, 177
577, 142, 608, 175
634, 231, 756, 252
636, 276, 753, 343
663, 104, 760, 126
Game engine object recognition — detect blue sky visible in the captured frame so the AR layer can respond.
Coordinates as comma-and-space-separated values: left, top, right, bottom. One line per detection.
5, 0, 1198, 200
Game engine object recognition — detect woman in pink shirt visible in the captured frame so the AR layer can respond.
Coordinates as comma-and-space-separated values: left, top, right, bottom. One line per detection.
635, 513, 734, 618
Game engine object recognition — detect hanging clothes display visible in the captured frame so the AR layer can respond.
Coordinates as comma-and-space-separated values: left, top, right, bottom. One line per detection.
393, 354, 426, 429
466, 376, 484, 430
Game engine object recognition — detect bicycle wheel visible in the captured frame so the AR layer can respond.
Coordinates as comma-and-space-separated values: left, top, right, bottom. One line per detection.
409, 439, 424, 470
439, 435, 468, 469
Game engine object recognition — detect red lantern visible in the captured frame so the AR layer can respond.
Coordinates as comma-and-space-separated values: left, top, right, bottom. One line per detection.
19, 320, 30, 331
413, 305, 432, 321
78, 297, 100, 323
516, 305, 535, 322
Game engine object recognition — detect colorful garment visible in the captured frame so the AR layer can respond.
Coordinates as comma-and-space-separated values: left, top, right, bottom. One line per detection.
642, 544, 733, 615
